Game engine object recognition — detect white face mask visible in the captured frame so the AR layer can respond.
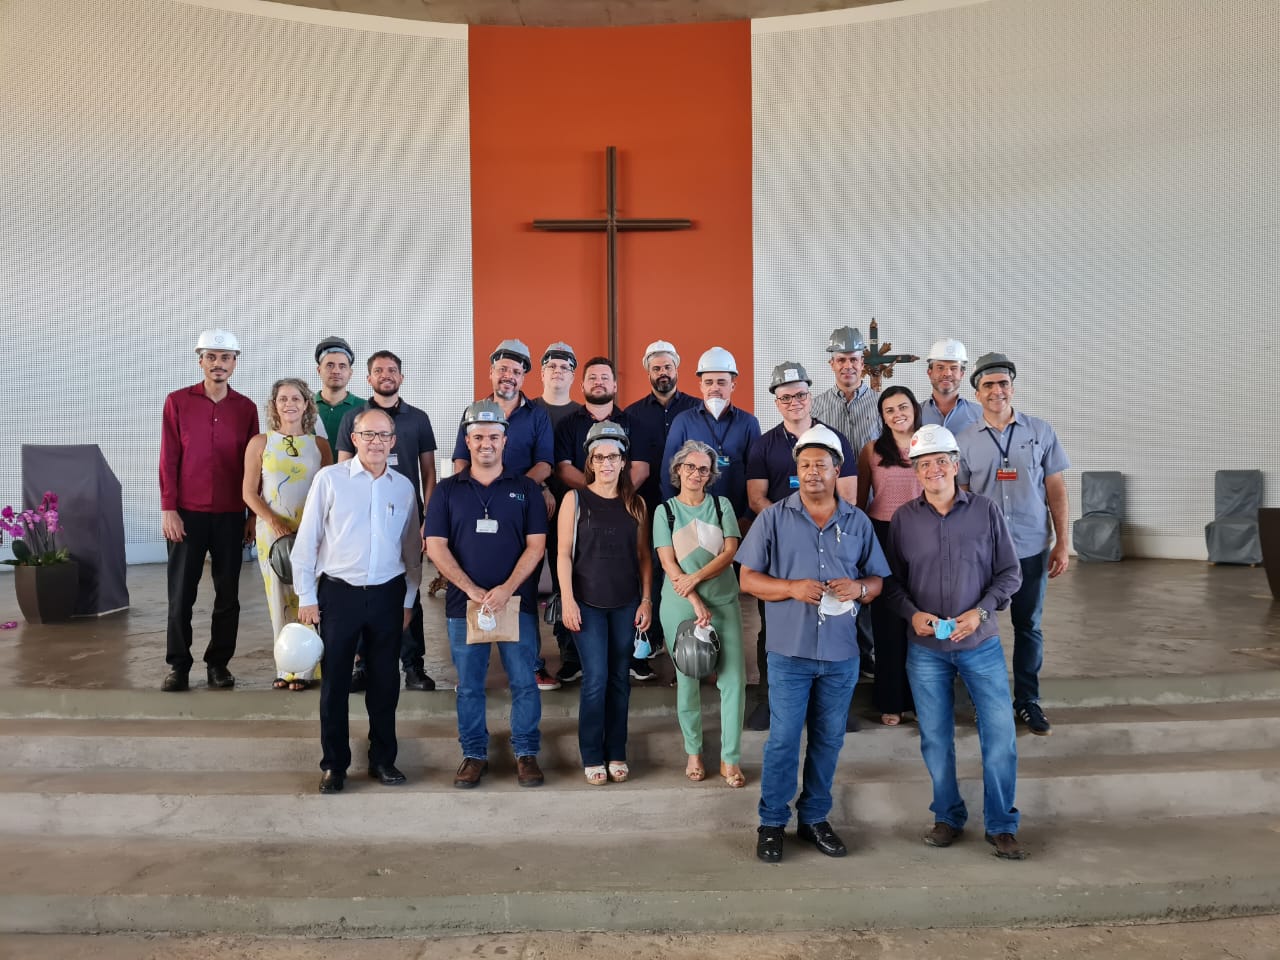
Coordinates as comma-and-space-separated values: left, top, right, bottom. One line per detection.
477, 604, 497, 632
819, 591, 855, 618
704, 397, 727, 418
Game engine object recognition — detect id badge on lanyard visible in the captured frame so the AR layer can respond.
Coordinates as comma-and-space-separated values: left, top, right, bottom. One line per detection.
989, 423, 1018, 482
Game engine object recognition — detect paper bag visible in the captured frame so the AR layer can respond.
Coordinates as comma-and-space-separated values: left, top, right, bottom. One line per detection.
465, 599, 520, 644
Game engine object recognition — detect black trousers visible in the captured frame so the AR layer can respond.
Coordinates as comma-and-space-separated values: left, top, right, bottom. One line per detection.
318, 574, 404, 773
165, 509, 244, 671
869, 518, 913, 714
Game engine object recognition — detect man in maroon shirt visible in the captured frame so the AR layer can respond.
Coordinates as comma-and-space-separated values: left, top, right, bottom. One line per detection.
159, 329, 259, 691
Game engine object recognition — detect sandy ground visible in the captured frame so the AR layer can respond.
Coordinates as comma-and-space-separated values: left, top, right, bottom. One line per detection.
4, 917, 1280, 960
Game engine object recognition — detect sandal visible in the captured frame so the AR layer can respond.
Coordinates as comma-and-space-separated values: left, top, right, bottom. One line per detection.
720, 763, 747, 789
607, 761, 629, 783
272, 677, 289, 690
685, 756, 706, 782
585, 765, 608, 786
288, 679, 311, 692
880, 713, 902, 726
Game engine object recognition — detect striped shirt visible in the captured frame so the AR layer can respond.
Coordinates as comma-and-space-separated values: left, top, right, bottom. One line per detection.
811, 383, 881, 451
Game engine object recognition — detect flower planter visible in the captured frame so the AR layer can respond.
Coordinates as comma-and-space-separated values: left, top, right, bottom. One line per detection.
13, 562, 80, 623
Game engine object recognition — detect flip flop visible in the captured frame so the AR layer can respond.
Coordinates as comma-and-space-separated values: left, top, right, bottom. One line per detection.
584, 765, 607, 786
288, 679, 311, 692
719, 763, 747, 788
607, 761, 629, 783
272, 677, 289, 690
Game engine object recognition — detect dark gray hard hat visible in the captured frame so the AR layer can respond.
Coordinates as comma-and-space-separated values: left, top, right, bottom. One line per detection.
825, 326, 867, 353
268, 534, 296, 586
969, 352, 1018, 389
672, 619, 721, 679
314, 336, 354, 365
583, 420, 629, 455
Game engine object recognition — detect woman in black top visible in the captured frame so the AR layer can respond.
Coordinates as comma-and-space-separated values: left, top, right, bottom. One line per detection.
557, 422, 652, 786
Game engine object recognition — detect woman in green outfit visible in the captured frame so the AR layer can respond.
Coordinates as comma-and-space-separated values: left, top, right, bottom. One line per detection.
654, 439, 746, 788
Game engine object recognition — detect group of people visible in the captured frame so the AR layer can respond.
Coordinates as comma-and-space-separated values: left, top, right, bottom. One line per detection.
158, 325, 1071, 862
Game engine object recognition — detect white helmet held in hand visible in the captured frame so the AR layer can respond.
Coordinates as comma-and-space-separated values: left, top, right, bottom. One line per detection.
275, 623, 323, 677
908, 424, 960, 459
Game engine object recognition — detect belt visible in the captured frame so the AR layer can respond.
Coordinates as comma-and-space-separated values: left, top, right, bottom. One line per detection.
319, 573, 403, 591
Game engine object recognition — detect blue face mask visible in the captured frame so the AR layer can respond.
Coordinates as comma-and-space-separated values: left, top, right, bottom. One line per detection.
933, 618, 957, 640
633, 629, 652, 659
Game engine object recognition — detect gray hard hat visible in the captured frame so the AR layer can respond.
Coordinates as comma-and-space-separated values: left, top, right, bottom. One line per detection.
825, 326, 867, 354
672, 619, 721, 679
314, 336, 354, 365
583, 420, 629, 455
768, 361, 812, 394
489, 338, 532, 372
541, 341, 577, 369
268, 534, 296, 586
462, 399, 508, 431
970, 352, 1018, 389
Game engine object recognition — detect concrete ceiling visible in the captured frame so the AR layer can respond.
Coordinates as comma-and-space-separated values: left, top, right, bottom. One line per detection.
264, 0, 895, 28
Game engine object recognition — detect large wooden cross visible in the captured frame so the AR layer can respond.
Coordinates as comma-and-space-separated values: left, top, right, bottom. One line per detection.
533, 146, 693, 363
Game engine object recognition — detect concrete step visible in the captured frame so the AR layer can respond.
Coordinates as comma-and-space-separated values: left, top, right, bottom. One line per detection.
4, 668, 1280, 720
1, 747, 1276, 841
4, 700, 1280, 772
2, 816, 1279, 935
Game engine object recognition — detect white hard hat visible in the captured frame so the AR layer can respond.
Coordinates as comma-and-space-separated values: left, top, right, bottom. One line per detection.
695, 346, 738, 376
642, 340, 680, 370
195, 329, 241, 354
792, 424, 844, 465
274, 623, 323, 677
908, 424, 960, 459
927, 338, 968, 364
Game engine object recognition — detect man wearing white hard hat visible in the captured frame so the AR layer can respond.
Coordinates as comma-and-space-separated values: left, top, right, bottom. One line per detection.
738, 424, 889, 864
159, 329, 259, 693
661, 346, 761, 526
920, 338, 980, 435
956, 352, 1070, 737
883, 424, 1025, 860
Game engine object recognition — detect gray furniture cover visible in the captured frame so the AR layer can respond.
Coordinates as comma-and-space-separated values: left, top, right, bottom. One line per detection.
1205, 469, 1263, 565
1073, 471, 1124, 562
21, 444, 130, 615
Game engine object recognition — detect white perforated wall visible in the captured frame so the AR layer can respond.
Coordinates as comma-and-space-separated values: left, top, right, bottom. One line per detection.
0, 0, 472, 562
753, 0, 1280, 558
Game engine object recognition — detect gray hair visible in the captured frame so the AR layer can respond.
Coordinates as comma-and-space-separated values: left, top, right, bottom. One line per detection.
352, 408, 395, 434
668, 439, 721, 491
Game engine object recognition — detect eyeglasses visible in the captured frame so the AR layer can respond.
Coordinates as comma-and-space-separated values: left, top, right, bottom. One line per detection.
282, 435, 300, 457
591, 453, 623, 465
774, 391, 810, 406
679, 463, 711, 477
355, 431, 394, 442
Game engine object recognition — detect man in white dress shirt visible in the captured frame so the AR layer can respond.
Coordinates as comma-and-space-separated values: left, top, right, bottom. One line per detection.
293, 408, 423, 794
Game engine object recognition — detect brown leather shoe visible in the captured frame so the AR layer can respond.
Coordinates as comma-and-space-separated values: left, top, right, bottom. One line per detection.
985, 832, 1027, 860
924, 822, 963, 848
453, 757, 487, 789
516, 755, 545, 788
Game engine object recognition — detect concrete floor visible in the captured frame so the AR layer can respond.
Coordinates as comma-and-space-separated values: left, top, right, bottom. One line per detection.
0, 558, 1276, 692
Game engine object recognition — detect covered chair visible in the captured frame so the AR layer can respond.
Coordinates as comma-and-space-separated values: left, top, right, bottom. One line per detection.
1073, 471, 1124, 562
1205, 470, 1263, 565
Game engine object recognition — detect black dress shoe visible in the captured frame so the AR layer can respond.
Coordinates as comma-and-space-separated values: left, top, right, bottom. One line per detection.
745, 701, 771, 731
350, 663, 367, 692
404, 664, 436, 691
797, 820, 848, 857
161, 670, 189, 692
756, 825, 785, 863
206, 665, 235, 689
368, 763, 407, 785
318, 770, 345, 793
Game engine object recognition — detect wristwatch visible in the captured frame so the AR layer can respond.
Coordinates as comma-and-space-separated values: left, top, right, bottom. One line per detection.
977, 607, 989, 623
858, 581, 868, 601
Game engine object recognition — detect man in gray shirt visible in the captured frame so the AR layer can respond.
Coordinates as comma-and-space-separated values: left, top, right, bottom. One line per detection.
885, 424, 1025, 860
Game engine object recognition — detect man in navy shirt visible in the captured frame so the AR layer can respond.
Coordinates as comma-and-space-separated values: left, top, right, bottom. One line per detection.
742, 361, 857, 730
425, 401, 548, 789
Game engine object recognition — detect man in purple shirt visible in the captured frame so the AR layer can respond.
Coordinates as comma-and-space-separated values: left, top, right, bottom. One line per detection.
884, 424, 1026, 860
159, 329, 259, 692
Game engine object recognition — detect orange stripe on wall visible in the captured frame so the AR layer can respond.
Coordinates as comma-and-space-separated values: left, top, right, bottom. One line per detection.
468, 21, 753, 405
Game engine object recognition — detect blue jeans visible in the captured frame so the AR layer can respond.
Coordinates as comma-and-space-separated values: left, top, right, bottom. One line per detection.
446, 613, 542, 759
758, 652, 858, 828
907, 637, 1020, 836
575, 602, 637, 767
1010, 549, 1049, 707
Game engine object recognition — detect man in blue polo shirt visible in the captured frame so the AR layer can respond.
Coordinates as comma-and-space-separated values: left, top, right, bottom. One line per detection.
742, 361, 857, 730
425, 400, 547, 790
957, 352, 1070, 737
450, 338, 554, 508
920, 338, 981, 435
662, 347, 761, 525
738, 425, 889, 864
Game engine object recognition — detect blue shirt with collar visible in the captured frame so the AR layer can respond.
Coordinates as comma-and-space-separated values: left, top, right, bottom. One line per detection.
920, 395, 982, 434
736, 494, 890, 662
745, 417, 857, 506
450, 393, 553, 477
661, 404, 762, 518
956, 409, 1070, 559
624, 389, 700, 510
422, 468, 548, 619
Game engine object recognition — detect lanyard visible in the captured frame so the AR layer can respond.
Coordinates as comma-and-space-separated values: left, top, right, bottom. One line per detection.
704, 408, 733, 455
986, 422, 1017, 466
468, 477, 497, 519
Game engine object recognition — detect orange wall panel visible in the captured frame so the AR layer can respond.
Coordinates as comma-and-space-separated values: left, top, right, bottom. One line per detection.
468, 21, 753, 404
